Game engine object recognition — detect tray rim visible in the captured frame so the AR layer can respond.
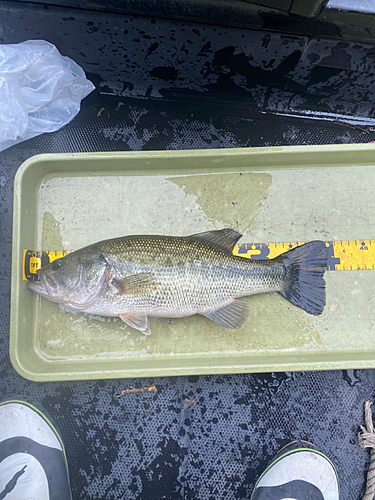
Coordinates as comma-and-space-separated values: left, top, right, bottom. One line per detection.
11, 142, 375, 167
10, 143, 375, 381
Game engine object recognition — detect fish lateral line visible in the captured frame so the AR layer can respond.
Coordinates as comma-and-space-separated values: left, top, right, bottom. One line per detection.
23, 239, 375, 281
25, 233, 328, 333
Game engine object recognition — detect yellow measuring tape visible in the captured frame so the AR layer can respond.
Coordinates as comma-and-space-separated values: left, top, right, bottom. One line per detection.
23, 239, 375, 281
23, 250, 71, 281
234, 239, 375, 271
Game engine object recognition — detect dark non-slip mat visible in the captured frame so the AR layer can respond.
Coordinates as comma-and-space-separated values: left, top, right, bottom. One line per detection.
1, 2, 375, 498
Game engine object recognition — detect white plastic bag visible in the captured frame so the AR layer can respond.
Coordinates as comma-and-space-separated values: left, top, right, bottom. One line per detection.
0, 40, 95, 152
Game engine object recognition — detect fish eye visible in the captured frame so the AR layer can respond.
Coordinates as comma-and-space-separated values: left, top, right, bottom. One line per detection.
51, 259, 62, 271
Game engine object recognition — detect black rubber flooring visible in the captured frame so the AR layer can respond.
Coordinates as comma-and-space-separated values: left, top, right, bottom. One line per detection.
1, 3, 375, 499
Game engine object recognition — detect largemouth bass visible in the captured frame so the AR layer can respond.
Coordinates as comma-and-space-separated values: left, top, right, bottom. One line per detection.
27, 229, 327, 335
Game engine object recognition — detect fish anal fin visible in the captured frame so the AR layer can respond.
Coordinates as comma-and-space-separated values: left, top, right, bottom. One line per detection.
119, 312, 151, 335
111, 272, 156, 296
191, 229, 242, 252
201, 299, 250, 330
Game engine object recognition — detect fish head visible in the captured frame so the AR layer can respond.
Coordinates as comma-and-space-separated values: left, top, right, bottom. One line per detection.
27, 249, 109, 309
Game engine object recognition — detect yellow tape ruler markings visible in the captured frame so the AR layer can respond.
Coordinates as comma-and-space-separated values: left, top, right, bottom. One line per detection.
23, 249, 71, 281
233, 239, 375, 271
23, 239, 375, 281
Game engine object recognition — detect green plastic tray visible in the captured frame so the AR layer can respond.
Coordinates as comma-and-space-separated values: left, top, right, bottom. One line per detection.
10, 145, 375, 381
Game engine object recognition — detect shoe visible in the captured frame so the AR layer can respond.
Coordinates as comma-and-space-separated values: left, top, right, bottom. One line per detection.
0, 399, 72, 500
250, 440, 339, 500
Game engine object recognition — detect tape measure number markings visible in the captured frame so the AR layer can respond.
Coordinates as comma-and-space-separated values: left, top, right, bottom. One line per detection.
23, 239, 375, 281
234, 239, 375, 271
23, 249, 71, 281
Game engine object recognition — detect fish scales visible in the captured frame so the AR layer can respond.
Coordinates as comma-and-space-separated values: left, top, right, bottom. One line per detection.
93, 234, 286, 315
27, 229, 327, 334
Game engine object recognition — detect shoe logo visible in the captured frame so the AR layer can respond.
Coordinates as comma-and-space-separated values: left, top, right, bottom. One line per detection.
252, 479, 324, 500
0, 465, 27, 500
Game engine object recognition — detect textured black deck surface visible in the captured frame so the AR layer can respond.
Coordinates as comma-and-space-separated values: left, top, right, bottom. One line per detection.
1, 2, 375, 499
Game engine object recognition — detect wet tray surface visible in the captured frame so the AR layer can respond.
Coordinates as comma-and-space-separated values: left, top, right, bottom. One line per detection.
10, 145, 375, 381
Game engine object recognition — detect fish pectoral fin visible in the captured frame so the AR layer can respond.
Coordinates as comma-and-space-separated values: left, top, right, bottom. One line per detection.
119, 312, 151, 335
190, 229, 242, 252
111, 273, 156, 296
201, 299, 250, 330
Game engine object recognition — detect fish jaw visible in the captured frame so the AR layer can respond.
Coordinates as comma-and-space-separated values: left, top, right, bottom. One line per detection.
26, 279, 46, 295
27, 258, 111, 310
26, 271, 75, 305
26, 277, 62, 303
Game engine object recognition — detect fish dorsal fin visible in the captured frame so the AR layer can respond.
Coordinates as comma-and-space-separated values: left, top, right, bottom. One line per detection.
190, 229, 242, 252
201, 299, 250, 330
111, 273, 156, 296
120, 312, 151, 335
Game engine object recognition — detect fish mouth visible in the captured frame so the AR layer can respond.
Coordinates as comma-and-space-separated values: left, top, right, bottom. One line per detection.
26, 272, 58, 299
26, 264, 110, 309
26, 279, 47, 295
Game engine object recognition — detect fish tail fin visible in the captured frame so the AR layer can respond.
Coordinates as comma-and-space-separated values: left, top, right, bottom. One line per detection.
277, 241, 327, 315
